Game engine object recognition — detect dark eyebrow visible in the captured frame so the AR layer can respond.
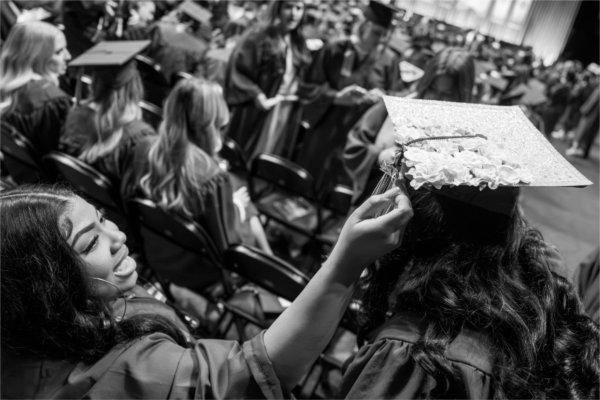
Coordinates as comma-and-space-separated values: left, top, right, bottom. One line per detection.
71, 222, 95, 248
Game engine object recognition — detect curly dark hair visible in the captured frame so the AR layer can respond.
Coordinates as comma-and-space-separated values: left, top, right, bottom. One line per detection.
358, 186, 599, 398
0, 185, 187, 363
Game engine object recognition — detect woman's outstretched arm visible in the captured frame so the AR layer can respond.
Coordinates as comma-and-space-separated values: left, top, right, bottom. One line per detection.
263, 184, 413, 389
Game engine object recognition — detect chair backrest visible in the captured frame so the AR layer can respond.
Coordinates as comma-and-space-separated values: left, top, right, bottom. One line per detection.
139, 100, 162, 129
135, 54, 170, 107
44, 151, 121, 211
127, 198, 224, 291
322, 184, 353, 216
223, 244, 309, 301
172, 71, 194, 86
218, 138, 248, 174
0, 121, 47, 183
250, 153, 316, 200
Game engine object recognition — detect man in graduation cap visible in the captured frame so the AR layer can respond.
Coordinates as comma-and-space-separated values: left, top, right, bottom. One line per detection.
296, 0, 403, 192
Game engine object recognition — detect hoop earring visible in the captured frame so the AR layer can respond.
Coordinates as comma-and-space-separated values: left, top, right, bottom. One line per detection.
91, 277, 128, 321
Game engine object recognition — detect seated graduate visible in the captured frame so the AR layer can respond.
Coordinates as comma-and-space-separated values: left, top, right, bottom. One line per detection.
339, 98, 599, 399
344, 47, 475, 204
122, 78, 273, 283
0, 183, 412, 399
0, 21, 72, 155
123, 0, 157, 41
60, 41, 156, 183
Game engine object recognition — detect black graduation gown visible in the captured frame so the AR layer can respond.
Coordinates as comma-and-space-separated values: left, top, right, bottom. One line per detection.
296, 39, 400, 190
1, 79, 72, 156
343, 100, 391, 205
223, 29, 318, 158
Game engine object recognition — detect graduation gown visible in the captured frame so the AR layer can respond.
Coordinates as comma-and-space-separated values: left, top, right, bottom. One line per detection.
223, 28, 317, 158
296, 39, 401, 190
1, 79, 72, 156
1, 332, 285, 399
60, 105, 156, 183
343, 100, 396, 205
340, 312, 494, 399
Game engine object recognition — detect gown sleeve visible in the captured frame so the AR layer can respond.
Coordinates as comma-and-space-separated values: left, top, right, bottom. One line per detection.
225, 32, 264, 105
343, 101, 388, 201
80, 332, 286, 399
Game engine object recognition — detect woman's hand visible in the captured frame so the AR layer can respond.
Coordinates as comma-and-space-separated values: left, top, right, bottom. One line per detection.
232, 187, 251, 221
255, 93, 283, 111
328, 183, 413, 276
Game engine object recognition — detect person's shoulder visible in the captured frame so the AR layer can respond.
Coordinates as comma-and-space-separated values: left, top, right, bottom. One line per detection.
13, 79, 70, 109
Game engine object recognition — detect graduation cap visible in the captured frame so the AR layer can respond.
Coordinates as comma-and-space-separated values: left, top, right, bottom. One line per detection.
375, 96, 591, 213
69, 40, 150, 68
69, 40, 149, 97
364, 0, 398, 29
178, 0, 212, 26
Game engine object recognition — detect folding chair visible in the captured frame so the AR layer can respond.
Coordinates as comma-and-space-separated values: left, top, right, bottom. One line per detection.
135, 54, 170, 107
249, 154, 322, 239
172, 71, 194, 86
317, 184, 353, 247
126, 198, 228, 297
139, 100, 162, 129
0, 121, 50, 183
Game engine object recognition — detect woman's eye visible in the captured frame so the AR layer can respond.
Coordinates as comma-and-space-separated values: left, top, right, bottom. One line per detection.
83, 235, 99, 254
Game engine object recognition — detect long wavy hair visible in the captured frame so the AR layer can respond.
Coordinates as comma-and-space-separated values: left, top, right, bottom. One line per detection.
140, 78, 229, 219
358, 187, 599, 398
0, 21, 63, 107
416, 47, 475, 103
0, 185, 187, 363
79, 63, 143, 164
259, 0, 311, 68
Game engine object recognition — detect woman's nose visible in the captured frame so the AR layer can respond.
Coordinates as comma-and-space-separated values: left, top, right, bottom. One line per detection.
108, 229, 127, 254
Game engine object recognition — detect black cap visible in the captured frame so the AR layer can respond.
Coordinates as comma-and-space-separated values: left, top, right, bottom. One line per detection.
69, 41, 149, 89
364, 0, 397, 29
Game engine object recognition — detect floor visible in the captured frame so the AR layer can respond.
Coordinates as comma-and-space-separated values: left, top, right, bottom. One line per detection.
520, 140, 599, 279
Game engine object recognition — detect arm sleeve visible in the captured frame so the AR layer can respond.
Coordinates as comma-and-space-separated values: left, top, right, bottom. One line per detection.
343, 101, 388, 199
87, 332, 286, 399
225, 34, 264, 105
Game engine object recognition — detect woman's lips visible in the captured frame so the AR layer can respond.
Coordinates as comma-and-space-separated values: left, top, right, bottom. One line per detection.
114, 255, 137, 278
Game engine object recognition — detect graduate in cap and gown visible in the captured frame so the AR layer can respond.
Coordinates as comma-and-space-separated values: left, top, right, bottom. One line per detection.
295, 0, 402, 192
344, 47, 474, 204
60, 41, 156, 184
339, 96, 598, 399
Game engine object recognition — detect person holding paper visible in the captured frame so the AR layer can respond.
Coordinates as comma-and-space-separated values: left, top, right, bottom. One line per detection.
224, 1, 318, 159
296, 0, 402, 192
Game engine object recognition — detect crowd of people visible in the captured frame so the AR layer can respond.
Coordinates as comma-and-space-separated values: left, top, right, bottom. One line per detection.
0, 0, 599, 399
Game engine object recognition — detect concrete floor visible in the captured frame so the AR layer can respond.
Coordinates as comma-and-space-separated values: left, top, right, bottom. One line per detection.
520, 140, 599, 278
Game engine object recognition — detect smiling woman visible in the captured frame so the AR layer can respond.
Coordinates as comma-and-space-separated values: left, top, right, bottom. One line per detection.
63, 197, 138, 299
0, 183, 413, 399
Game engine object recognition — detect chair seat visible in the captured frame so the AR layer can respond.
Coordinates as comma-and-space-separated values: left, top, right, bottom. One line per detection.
256, 192, 319, 234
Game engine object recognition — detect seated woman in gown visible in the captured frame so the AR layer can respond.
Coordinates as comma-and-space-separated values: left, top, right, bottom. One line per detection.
0, 21, 72, 156
1, 183, 412, 398
60, 59, 156, 183
340, 183, 599, 398
122, 78, 272, 290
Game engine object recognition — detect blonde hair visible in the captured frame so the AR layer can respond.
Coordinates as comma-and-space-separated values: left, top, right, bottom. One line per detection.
79, 66, 143, 164
0, 21, 62, 105
140, 78, 229, 218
